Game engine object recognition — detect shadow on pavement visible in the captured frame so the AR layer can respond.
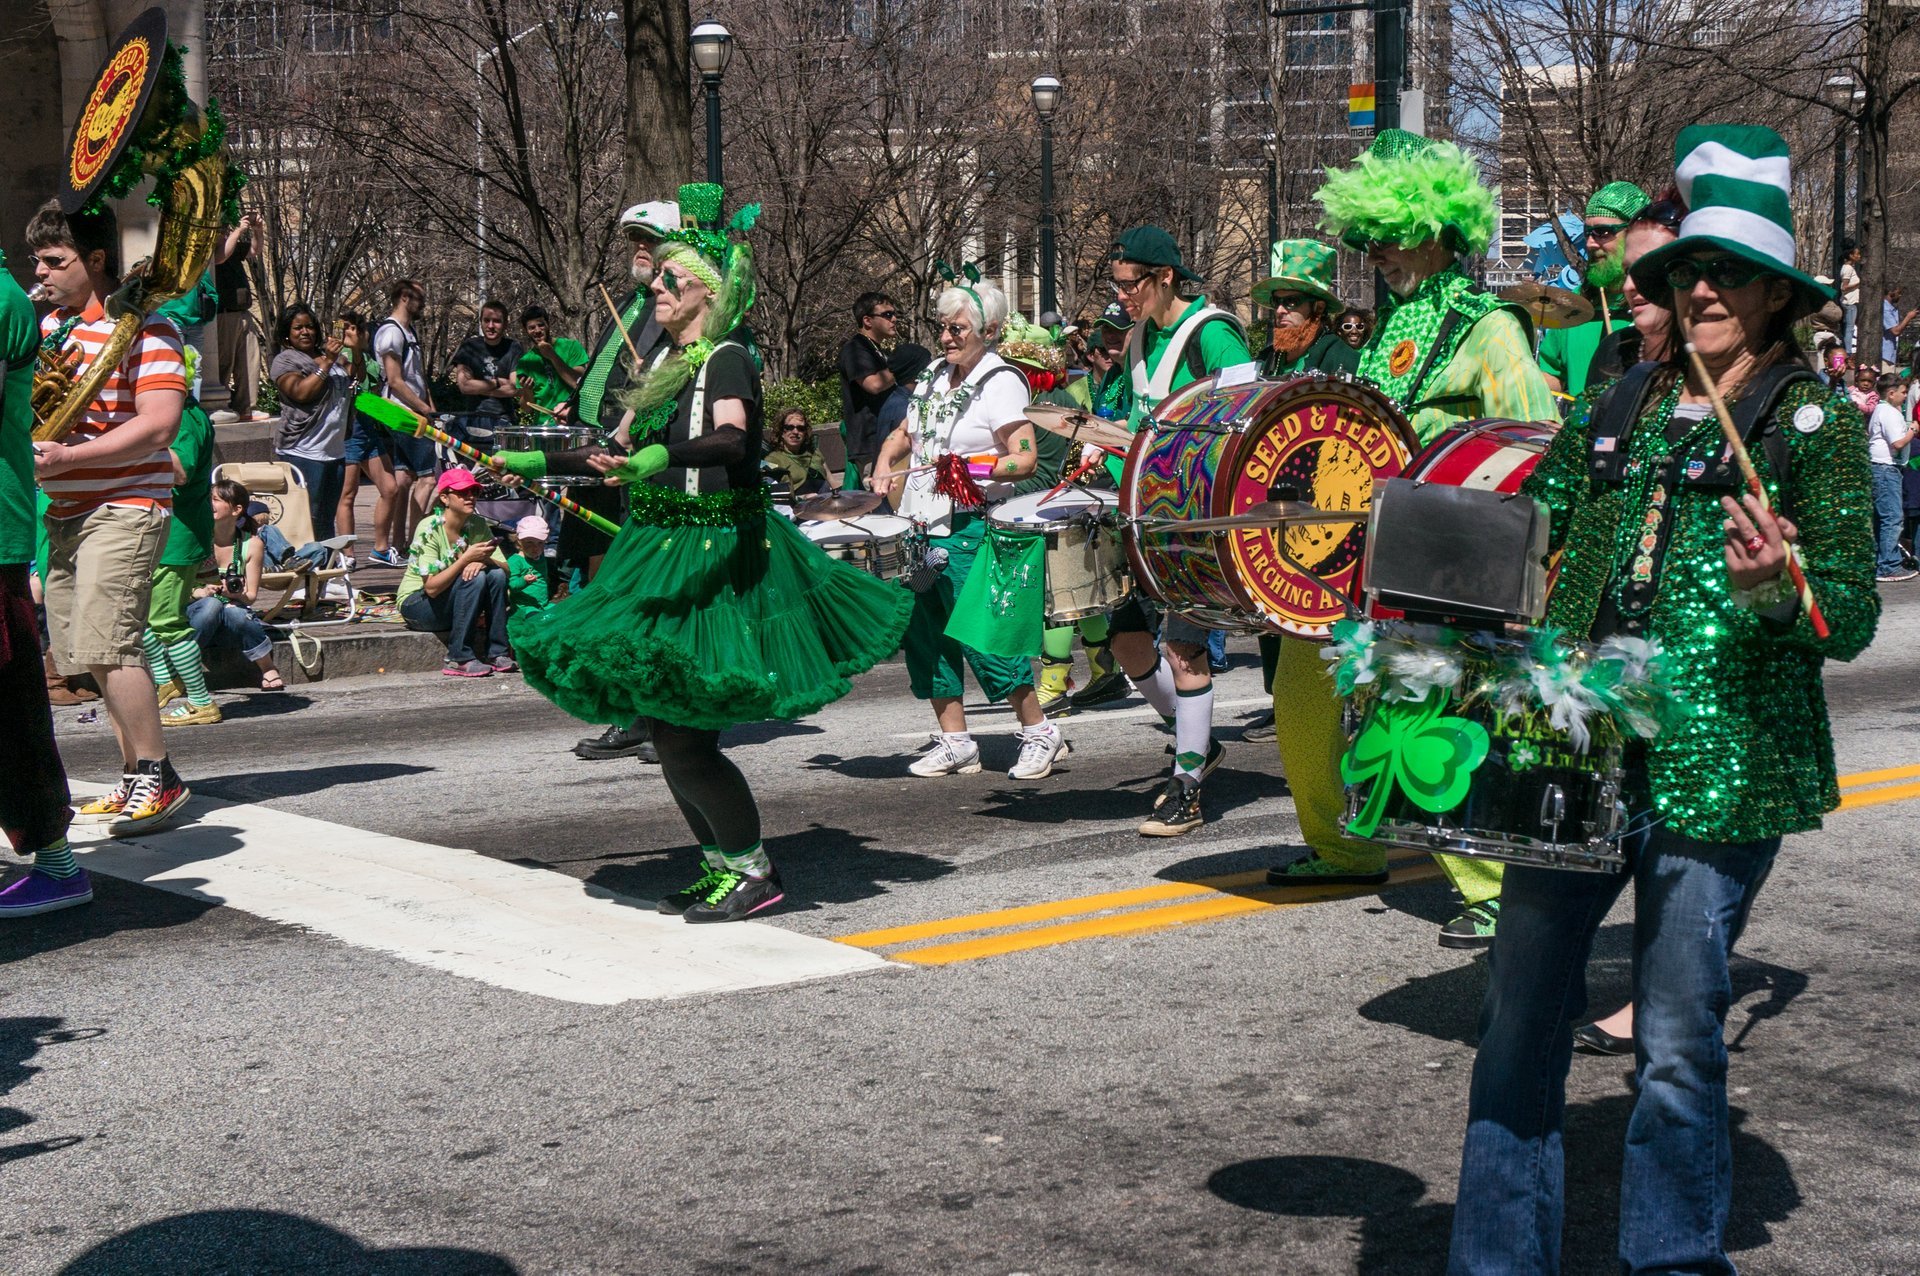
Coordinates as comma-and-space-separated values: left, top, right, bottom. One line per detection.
1357, 956, 1493, 1047
723, 719, 827, 747
0, 1016, 98, 1171
0, 873, 217, 961
208, 692, 316, 720
587, 824, 956, 912
56, 1208, 519, 1274
1208, 1154, 1451, 1274
975, 765, 1282, 826
188, 762, 434, 803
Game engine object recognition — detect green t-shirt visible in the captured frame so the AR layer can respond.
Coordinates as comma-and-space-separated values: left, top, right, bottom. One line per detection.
162, 400, 216, 566
506, 551, 550, 609
1536, 299, 1628, 399
0, 257, 38, 565
396, 510, 506, 605
1107, 296, 1252, 481
515, 338, 589, 411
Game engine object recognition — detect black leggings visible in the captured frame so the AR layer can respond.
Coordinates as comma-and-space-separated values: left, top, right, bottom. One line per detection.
651, 720, 761, 854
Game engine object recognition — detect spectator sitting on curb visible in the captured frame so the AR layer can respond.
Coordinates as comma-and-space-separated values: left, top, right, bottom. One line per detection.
507, 514, 551, 612
397, 468, 513, 677
182, 479, 287, 697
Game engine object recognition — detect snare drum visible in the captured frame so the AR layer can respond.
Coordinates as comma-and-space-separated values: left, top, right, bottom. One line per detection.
1121, 373, 1416, 638
986, 489, 1127, 623
801, 514, 911, 581
495, 425, 604, 488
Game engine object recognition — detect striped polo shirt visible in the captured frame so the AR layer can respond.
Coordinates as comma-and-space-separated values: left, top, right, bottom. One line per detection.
39, 301, 188, 517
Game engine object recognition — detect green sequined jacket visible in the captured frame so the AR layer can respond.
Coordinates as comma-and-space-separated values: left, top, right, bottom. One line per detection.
1523, 376, 1879, 842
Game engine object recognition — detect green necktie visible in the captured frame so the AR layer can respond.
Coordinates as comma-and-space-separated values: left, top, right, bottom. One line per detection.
578, 294, 647, 432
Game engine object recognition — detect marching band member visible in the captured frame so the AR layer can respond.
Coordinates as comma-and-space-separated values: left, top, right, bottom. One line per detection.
496, 183, 911, 923
1538, 181, 1650, 398
1269, 131, 1556, 951
873, 279, 1069, 780
1099, 226, 1255, 836
1450, 124, 1877, 1276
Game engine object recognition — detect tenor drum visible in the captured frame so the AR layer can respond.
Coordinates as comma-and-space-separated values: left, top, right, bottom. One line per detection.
1121, 373, 1416, 638
800, 514, 912, 581
987, 489, 1127, 623
495, 425, 605, 488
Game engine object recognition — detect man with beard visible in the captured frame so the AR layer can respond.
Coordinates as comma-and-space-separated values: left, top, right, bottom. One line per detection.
1254, 240, 1359, 381
1264, 130, 1556, 952
1538, 182, 1650, 399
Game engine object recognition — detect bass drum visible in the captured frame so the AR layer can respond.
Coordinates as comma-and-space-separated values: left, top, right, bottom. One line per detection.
1398, 419, 1557, 493
1120, 373, 1416, 638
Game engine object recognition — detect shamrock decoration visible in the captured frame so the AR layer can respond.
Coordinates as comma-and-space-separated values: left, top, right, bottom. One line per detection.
1341, 690, 1491, 838
935, 258, 984, 285
1508, 739, 1541, 772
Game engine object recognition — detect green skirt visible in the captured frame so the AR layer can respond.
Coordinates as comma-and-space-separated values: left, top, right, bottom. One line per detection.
509, 487, 911, 731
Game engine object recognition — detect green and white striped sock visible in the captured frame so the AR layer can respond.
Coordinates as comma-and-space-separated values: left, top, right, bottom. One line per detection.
142, 631, 174, 686
165, 636, 213, 706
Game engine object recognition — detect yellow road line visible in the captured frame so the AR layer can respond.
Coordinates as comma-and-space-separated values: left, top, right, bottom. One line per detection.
834, 879, 1231, 948
1837, 763, 1920, 791
886, 864, 1443, 966
1838, 778, 1920, 811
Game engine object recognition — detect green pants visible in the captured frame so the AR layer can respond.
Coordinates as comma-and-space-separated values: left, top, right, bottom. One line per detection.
903, 519, 1034, 702
1271, 636, 1503, 907
147, 563, 197, 645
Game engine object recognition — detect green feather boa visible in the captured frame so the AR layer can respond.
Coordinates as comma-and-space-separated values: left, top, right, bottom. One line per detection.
1315, 138, 1496, 256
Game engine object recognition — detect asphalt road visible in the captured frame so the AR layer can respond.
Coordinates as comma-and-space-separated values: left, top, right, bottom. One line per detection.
5, 592, 1920, 1275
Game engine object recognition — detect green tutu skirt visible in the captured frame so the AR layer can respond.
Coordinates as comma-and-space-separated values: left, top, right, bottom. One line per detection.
509, 486, 912, 731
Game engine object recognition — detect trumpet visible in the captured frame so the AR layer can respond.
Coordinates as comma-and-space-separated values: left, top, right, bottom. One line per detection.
32, 342, 85, 430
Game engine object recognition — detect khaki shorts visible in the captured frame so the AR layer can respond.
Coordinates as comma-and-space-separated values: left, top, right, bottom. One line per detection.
44, 504, 170, 673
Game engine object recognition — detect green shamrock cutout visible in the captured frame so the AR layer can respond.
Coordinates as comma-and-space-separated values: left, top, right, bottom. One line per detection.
1341, 690, 1492, 838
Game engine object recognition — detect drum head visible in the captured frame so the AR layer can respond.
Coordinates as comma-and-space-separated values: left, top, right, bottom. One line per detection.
802, 514, 910, 545
990, 488, 1117, 528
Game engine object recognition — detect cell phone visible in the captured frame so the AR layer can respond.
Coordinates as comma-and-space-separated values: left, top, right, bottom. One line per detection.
330, 319, 345, 343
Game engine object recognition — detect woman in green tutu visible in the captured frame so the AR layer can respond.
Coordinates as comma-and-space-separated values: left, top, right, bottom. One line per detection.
492, 183, 911, 923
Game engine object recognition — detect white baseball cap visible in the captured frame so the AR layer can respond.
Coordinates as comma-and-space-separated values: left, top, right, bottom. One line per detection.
619, 200, 680, 239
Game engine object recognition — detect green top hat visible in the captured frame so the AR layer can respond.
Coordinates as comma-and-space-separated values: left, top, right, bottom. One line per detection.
1251, 239, 1346, 314
1628, 124, 1835, 318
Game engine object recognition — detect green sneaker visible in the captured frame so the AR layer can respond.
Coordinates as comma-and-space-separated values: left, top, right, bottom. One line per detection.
1438, 899, 1501, 950
657, 865, 730, 915
1265, 853, 1388, 887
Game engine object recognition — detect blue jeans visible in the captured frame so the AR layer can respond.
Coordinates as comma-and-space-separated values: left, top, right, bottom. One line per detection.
400, 566, 507, 663
1871, 462, 1906, 576
1448, 804, 1779, 1276
278, 453, 345, 541
187, 595, 274, 662
1206, 628, 1228, 668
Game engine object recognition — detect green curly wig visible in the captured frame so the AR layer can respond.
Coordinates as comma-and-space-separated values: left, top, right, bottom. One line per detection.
1315, 130, 1497, 257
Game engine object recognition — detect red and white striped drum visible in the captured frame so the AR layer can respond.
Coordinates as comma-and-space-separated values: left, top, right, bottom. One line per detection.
1399, 419, 1557, 493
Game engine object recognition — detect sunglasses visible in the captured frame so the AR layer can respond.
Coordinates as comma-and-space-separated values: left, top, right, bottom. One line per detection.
1338, 320, 1366, 331
870, 309, 898, 321
1663, 255, 1768, 293
938, 322, 975, 338
1270, 293, 1314, 312
1640, 200, 1685, 231
1586, 221, 1627, 239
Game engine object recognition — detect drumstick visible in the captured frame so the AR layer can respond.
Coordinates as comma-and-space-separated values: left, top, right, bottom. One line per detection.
599, 284, 646, 373
353, 393, 623, 538
1599, 286, 1613, 334
1674, 302, 1829, 638
1040, 451, 1121, 502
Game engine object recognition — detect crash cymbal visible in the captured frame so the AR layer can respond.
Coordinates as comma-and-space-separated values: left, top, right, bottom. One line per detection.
1145, 501, 1370, 534
792, 490, 886, 522
1024, 403, 1134, 452
1497, 281, 1595, 330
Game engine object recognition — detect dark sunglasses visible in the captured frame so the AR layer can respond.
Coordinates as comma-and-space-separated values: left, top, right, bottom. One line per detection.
1586, 221, 1626, 239
1640, 199, 1685, 232
870, 309, 899, 321
1664, 255, 1768, 293
1270, 292, 1314, 312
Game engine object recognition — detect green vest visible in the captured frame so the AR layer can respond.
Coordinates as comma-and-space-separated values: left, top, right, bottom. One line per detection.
1359, 267, 1530, 415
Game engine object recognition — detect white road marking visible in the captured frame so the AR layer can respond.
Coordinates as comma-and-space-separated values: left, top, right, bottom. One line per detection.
65, 785, 889, 1005
885, 695, 1272, 739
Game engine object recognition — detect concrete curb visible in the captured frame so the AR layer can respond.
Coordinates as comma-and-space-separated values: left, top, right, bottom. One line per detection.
206, 625, 448, 688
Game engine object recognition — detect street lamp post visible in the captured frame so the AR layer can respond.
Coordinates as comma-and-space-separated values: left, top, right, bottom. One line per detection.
691, 20, 732, 185
1031, 75, 1062, 319
1264, 138, 1279, 320
1828, 75, 1854, 278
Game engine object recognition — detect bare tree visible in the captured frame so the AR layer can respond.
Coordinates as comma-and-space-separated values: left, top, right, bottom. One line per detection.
623, 0, 693, 206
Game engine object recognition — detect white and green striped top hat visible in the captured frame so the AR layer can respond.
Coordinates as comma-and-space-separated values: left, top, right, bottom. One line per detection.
1630, 124, 1835, 315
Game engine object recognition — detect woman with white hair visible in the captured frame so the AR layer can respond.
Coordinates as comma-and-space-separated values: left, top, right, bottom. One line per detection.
874, 274, 1069, 780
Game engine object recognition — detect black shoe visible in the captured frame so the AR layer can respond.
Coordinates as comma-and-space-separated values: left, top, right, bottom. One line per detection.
1243, 709, 1277, 744
1208, 658, 1231, 675
682, 868, 787, 923
1070, 668, 1131, 709
1572, 1022, 1635, 1056
1153, 739, 1225, 806
575, 722, 656, 761
1438, 899, 1501, 950
1139, 779, 1203, 836
657, 865, 729, 915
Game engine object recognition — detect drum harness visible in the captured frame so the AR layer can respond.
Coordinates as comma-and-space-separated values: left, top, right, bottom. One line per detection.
899, 362, 1027, 591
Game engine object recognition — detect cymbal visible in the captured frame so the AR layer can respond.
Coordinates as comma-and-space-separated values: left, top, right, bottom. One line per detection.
1024, 404, 1134, 452
1144, 501, 1370, 534
1497, 281, 1595, 330
792, 490, 886, 522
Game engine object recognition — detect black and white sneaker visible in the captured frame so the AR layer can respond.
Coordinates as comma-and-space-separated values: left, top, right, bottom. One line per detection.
1153, 740, 1225, 807
682, 869, 787, 923
1138, 779, 1204, 836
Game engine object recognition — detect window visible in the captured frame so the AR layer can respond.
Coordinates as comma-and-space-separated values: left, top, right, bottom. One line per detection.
1285, 15, 1348, 72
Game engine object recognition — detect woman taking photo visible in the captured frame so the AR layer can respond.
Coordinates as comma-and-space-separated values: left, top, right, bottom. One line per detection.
175, 478, 287, 710
873, 276, 1067, 781
762, 409, 833, 495
270, 303, 356, 541
493, 182, 910, 924
1449, 125, 1878, 1276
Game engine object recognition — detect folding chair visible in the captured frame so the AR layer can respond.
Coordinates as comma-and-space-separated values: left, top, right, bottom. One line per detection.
211, 461, 360, 626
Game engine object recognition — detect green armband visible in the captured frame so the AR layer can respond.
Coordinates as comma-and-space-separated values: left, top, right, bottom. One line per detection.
607, 444, 670, 485
493, 449, 548, 480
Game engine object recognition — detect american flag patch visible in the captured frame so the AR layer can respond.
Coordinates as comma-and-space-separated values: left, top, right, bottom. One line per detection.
1593, 437, 1617, 453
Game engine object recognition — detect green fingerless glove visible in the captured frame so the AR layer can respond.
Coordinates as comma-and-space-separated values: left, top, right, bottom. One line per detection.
607, 444, 670, 485
492, 449, 548, 481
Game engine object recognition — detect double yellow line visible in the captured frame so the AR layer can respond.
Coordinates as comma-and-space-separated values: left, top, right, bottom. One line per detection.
837, 765, 1917, 968
838, 855, 1440, 966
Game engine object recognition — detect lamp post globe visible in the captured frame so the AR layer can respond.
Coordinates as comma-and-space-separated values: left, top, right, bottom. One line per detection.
692, 19, 732, 183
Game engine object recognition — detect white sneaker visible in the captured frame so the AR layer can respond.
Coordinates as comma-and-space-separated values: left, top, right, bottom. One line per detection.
1009, 724, 1068, 780
909, 735, 982, 777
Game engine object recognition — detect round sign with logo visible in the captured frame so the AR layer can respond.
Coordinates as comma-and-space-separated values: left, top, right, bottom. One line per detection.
62, 8, 170, 214
1122, 373, 1415, 639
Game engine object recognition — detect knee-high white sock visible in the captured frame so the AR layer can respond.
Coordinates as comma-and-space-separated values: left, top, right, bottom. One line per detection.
1172, 684, 1214, 783
1137, 654, 1178, 723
